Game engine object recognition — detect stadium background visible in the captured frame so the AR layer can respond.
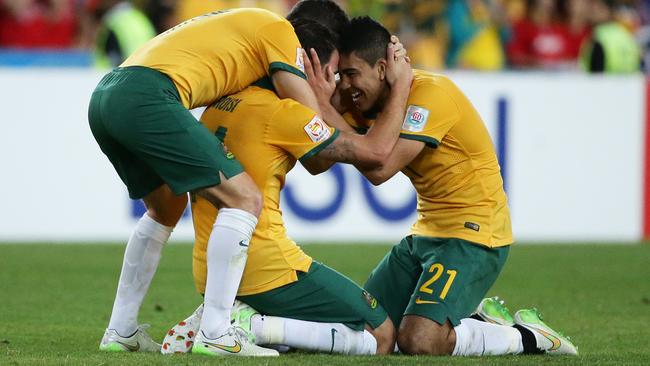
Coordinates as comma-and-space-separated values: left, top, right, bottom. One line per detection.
1, 1, 650, 364
0, 0, 649, 243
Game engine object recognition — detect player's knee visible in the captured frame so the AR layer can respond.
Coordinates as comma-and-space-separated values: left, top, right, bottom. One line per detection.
144, 187, 188, 227
397, 323, 453, 356
234, 183, 262, 217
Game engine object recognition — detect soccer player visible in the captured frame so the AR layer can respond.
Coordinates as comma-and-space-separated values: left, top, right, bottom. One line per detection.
89, 8, 334, 356
161, 19, 413, 355
328, 16, 578, 356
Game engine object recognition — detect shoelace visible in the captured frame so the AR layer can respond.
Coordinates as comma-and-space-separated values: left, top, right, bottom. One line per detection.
227, 326, 253, 344
137, 324, 155, 340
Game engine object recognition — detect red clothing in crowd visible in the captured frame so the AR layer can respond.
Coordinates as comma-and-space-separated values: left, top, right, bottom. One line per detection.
508, 19, 589, 68
0, 0, 76, 48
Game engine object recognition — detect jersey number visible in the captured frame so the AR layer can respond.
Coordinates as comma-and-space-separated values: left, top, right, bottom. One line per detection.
418, 263, 457, 300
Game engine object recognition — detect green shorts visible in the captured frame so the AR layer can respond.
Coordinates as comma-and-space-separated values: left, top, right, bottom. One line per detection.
364, 236, 509, 328
88, 66, 244, 199
238, 261, 388, 331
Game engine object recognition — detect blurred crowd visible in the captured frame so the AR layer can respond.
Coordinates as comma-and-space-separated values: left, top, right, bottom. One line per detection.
0, 0, 647, 72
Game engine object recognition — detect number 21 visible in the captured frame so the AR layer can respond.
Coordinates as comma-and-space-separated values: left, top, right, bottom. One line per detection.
419, 263, 457, 300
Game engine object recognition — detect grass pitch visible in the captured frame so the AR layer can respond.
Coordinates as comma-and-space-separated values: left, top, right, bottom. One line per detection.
1, 243, 649, 365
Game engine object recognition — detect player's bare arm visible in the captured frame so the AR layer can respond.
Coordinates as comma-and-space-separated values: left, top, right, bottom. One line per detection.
272, 71, 323, 116
356, 137, 425, 185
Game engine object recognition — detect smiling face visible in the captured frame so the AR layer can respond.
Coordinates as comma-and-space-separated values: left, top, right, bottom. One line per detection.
338, 51, 389, 114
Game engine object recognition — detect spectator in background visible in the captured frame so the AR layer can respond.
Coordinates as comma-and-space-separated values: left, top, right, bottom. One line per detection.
563, 0, 591, 60
143, 0, 176, 33
0, 0, 77, 48
348, 0, 446, 71
175, 0, 288, 22
579, 0, 640, 73
445, 0, 510, 70
91, 0, 156, 68
507, 0, 575, 69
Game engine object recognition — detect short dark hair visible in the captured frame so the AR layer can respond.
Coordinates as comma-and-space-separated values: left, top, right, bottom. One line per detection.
287, 0, 349, 38
290, 18, 338, 65
339, 16, 391, 66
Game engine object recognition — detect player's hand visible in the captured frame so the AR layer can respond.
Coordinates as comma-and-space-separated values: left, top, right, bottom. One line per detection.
390, 35, 410, 63
302, 48, 336, 104
385, 43, 413, 88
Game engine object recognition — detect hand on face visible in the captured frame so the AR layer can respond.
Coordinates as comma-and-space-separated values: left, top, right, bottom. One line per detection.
301, 48, 338, 106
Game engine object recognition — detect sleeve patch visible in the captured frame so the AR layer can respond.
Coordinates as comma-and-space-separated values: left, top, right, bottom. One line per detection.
402, 105, 430, 132
296, 47, 305, 73
304, 115, 332, 143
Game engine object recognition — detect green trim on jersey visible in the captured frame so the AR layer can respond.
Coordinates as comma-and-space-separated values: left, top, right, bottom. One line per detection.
399, 133, 440, 148
252, 77, 276, 92
298, 129, 341, 163
269, 62, 307, 80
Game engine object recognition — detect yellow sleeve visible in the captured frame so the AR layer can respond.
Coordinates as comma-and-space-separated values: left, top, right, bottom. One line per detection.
267, 100, 339, 162
256, 20, 306, 79
400, 82, 461, 147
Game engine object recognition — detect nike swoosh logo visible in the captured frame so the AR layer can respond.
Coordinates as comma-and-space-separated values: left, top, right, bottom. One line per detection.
238, 240, 249, 247
415, 297, 439, 305
531, 326, 562, 351
330, 328, 338, 353
204, 340, 242, 353
116, 340, 140, 352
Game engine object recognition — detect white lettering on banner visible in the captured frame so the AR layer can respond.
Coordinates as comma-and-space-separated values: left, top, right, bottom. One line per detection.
0, 69, 644, 242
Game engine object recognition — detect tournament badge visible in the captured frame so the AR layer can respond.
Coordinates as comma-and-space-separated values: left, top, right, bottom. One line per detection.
402, 105, 429, 132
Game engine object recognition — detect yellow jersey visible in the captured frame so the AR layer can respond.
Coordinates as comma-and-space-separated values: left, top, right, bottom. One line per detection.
192, 83, 339, 295
121, 8, 305, 109
353, 70, 513, 247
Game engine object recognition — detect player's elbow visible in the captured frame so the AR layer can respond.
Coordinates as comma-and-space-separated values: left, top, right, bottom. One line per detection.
364, 170, 390, 186
358, 148, 390, 170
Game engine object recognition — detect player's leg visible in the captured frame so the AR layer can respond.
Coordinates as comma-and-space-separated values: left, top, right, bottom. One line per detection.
189, 172, 278, 357
363, 236, 422, 353
100, 185, 186, 352
89, 69, 188, 352
396, 237, 517, 356
236, 261, 394, 355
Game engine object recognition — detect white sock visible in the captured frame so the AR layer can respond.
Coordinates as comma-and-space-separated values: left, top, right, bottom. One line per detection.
200, 208, 257, 338
108, 213, 172, 336
251, 315, 377, 355
452, 318, 524, 356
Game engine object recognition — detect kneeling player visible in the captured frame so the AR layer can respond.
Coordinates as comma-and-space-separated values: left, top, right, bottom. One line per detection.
162, 20, 413, 356
331, 17, 578, 357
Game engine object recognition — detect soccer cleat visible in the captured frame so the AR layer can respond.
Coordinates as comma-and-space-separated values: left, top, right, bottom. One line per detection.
514, 309, 578, 355
230, 300, 259, 343
99, 325, 161, 353
192, 327, 279, 357
161, 304, 203, 354
474, 296, 515, 326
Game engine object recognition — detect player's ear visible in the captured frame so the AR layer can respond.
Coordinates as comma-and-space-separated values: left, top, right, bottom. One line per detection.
377, 59, 387, 82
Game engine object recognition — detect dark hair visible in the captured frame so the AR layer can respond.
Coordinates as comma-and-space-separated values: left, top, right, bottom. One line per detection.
287, 0, 349, 38
290, 18, 338, 65
339, 16, 391, 66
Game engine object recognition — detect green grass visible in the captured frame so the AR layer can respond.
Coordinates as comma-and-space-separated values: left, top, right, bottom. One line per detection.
1, 243, 649, 365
